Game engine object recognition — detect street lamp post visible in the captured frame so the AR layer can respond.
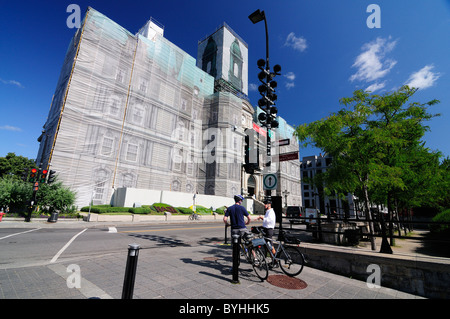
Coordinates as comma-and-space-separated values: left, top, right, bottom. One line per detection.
249, 9, 281, 203
282, 190, 290, 208
249, 9, 270, 75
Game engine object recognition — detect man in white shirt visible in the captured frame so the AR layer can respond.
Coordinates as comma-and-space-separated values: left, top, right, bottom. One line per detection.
257, 199, 276, 254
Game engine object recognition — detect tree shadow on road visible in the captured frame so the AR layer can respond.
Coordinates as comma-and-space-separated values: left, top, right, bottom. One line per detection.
125, 233, 192, 247
180, 241, 264, 284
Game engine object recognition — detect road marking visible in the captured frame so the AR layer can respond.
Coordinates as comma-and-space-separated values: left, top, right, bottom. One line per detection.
50, 228, 87, 263
48, 263, 113, 299
118, 225, 224, 233
108, 227, 117, 233
0, 228, 41, 241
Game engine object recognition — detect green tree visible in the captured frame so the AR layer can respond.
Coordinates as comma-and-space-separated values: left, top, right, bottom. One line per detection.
0, 153, 76, 217
294, 86, 440, 250
0, 176, 33, 213
36, 181, 76, 214
0, 153, 37, 180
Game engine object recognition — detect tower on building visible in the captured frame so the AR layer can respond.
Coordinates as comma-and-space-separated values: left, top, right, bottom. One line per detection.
197, 23, 249, 99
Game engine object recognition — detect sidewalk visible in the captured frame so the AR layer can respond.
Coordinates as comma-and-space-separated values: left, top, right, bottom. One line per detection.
0, 218, 425, 300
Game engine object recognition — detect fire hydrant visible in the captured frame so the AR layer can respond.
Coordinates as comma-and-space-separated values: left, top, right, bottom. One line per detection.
0, 212, 6, 222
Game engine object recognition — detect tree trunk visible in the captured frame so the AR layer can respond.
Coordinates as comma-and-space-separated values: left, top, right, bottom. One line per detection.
387, 192, 395, 246
363, 184, 376, 250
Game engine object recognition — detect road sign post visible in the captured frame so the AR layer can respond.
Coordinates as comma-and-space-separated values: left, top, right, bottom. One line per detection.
263, 173, 277, 190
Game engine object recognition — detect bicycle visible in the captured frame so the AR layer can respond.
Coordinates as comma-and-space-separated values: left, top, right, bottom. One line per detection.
251, 226, 305, 277
238, 232, 269, 280
189, 212, 201, 220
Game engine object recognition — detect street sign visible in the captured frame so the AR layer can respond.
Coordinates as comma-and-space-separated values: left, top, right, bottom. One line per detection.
252, 123, 266, 137
278, 151, 299, 162
252, 123, 273, 138
263, 174, 278, 190
273, 138, 290, 147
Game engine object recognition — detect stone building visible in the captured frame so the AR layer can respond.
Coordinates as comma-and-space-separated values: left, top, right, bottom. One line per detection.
36, 7, 301, 208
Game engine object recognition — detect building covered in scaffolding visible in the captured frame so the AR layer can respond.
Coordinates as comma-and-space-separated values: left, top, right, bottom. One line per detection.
36, 7, 301, 208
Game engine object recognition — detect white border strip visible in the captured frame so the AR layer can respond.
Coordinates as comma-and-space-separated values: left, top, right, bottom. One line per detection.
50, 228, 87, 263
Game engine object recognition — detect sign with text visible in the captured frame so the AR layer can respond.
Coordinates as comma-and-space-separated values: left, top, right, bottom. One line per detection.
272, 139, 290, 147
277, 151, 299, 162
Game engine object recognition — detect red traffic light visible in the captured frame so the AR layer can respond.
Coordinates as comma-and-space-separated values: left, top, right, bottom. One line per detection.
29, 168, 38, 182
40, 169, 48, 183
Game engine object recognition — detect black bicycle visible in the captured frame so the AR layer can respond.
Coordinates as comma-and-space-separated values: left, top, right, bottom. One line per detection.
239, 233, 269, 280
251, 227, 305, 277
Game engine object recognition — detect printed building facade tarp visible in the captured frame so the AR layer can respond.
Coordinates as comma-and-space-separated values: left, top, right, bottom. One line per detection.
36, 7, 301, 208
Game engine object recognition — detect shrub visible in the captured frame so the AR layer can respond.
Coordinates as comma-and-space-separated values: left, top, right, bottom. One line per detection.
0, 176, 32, 213
129, 207, 152, 214
80, 205, 111, 212
142, 205, 157, 212
215, 206, 227, 215
176, 207, 194, 214
430, 209, 450, 235
152, 203, 180, 214
193, 205, 213, 215
80, 205, 130, 214
37, 182, 76, 214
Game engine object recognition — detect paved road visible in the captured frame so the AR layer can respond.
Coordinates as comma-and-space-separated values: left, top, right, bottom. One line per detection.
0, 220, 424, 307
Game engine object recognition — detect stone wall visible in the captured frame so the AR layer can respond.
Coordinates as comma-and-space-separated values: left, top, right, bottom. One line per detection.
301, 243, 450, 299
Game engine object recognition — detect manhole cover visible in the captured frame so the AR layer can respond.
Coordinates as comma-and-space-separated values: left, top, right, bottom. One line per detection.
267, 275, 307, 290
203, 257, 219, 261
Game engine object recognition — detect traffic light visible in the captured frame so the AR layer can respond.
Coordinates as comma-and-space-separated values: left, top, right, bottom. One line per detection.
29, 168, 38, 183
47, 170, 56, 184
40, 169, 48, 183
244, 133, 250, 170
256, 58, 281, 128
22, 168, 30, 182
244, 129, 260, 174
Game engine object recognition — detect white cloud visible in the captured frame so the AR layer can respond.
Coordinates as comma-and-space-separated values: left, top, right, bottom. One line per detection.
405, 65, 440, 90
249, 83, 258, 92
350, 37, 397, 83
284, 72, 296, 81
365, 81, 386, 93
285, 82, 295, 90
283, 72, 296, 89
284, 32, 308, 52
0, 125, 22, 132
0, 78, 24, 88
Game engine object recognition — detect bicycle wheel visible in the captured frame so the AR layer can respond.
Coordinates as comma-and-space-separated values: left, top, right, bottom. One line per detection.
277, 245, 304, 277
250, 247, 269, 280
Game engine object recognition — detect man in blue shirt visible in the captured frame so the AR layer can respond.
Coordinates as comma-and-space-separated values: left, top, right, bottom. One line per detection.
223, 194, 252, 238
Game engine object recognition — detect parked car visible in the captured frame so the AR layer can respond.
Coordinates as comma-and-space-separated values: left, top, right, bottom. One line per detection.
286, 206, 305, 226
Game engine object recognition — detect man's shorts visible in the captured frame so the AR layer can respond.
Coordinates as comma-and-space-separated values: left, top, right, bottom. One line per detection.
231, 228, 252, 241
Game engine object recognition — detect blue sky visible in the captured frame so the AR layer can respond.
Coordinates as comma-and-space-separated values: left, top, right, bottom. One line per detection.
1, 0, 449, 161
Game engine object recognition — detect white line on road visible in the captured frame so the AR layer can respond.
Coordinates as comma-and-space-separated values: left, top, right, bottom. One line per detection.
50, 228, 87, 263
0, 228, 41, 240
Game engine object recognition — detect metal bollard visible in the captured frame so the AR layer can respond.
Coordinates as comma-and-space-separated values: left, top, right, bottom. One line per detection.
122, 243, 140, 299
231, 234, 240, 284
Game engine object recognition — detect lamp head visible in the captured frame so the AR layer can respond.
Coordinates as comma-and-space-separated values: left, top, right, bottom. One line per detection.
248, 9, 265, 24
